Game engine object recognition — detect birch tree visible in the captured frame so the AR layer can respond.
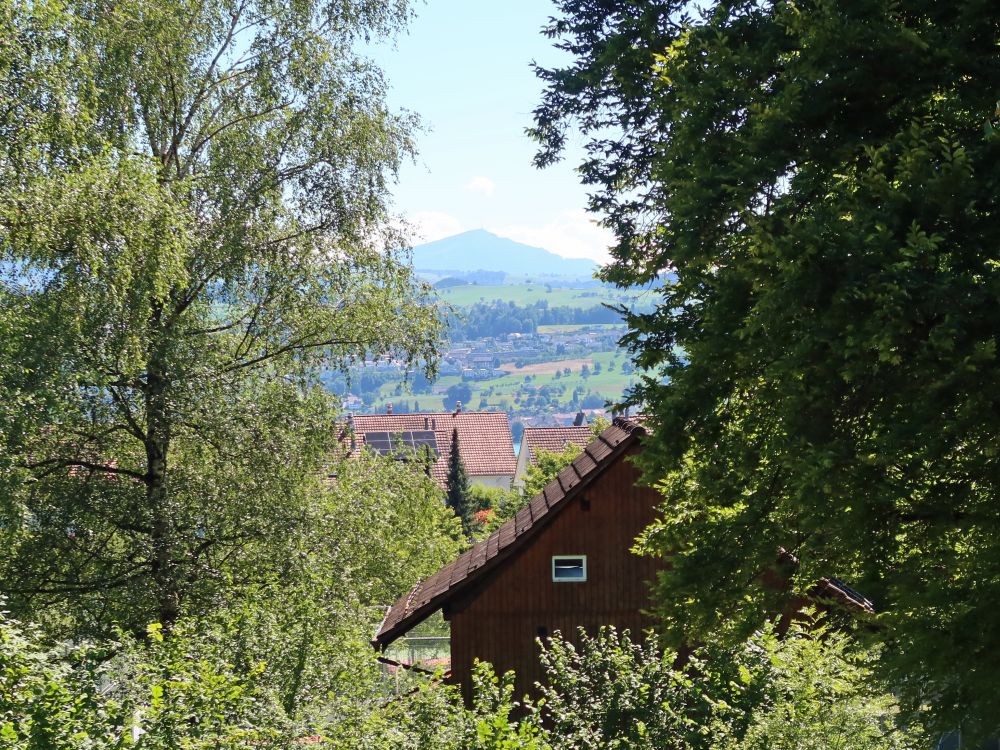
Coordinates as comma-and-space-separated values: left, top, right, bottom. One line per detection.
0, 0, 440, 634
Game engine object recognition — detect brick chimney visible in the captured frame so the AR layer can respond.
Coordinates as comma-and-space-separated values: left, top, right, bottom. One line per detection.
424, 416, 429, 429
454, 400, 462, 415
386, 403, 393, 414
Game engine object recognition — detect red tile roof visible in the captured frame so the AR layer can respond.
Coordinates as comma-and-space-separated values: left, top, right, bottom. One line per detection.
372, 417, 646, 648
342, 411, 516, 488
521, 426, 593, 465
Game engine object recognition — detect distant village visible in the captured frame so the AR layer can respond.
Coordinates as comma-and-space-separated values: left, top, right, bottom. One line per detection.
441, 326, 622, 378
332, 323, 636, 429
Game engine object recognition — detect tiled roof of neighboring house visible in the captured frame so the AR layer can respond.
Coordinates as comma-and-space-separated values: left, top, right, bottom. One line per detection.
521, 426, 593, 464
373, 417, 646, 648
341, 410, 516, 488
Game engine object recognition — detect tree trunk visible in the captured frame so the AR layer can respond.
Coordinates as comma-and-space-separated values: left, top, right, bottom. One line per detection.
145, 306, 179, 628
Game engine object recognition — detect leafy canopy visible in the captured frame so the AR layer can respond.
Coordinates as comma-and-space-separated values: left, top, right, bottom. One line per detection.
0, 447, 462, 748
520, 443, 582, 501
0, 0, 441, 634
533, 0, 1000, 736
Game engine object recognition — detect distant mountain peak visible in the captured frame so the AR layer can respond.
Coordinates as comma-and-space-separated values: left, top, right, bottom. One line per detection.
412, 230, 597, 277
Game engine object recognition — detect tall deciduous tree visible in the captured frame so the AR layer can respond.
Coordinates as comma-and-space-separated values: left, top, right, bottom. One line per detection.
0, 0, 440, 634
533, 0, 1000, 736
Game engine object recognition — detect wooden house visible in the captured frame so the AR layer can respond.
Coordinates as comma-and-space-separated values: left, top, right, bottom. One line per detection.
372, 416, 874, 703
372, 417, 661, 702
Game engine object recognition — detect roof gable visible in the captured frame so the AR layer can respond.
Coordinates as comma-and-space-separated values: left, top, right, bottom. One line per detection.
373, 417, 646, 648
521, 426, 593, 465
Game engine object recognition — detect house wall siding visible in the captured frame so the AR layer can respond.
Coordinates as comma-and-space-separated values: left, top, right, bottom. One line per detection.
447, 446, 663, 703
512, 439, 530, 489
471, 473, 513, 490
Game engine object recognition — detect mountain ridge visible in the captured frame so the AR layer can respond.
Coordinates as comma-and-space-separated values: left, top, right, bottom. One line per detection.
411, 229, 598, 277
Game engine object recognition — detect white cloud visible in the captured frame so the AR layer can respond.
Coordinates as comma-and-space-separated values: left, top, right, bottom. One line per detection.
488, 210, 615, 264
464, 175, 496, 196
404, 211, 465, 244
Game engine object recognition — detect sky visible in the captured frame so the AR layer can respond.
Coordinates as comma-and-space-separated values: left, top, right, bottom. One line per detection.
369, 0, 615, 263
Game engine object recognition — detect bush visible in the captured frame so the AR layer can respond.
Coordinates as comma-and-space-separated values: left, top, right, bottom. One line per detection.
534, 620, 926, 750
0, 611, 292, 749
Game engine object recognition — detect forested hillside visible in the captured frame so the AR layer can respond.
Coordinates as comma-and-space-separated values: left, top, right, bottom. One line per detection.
448, 298, 621, 339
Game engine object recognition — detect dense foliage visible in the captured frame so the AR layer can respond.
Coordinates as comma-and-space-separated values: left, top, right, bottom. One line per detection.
534, 0, 1000, 735
0, 448, 461, 748
0, 611, 290, 749
520, 444, 583, 501
0, 0, 440, 634
0, 0, 976, 744
534, 622, 923, 750
0, 605, 926, 749
449, 299, 621, 340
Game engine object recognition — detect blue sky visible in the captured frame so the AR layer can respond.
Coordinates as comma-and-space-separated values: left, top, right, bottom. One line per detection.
369, 0, 614, 263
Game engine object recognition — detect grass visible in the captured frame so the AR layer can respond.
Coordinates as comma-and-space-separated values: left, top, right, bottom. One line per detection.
434, 283, 650, 309
366, 350, 635, 414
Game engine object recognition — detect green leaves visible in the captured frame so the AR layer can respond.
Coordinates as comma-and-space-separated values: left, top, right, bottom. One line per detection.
1, 0, 444, 635
0, 608, 126, 749
521, 443, 583, 502
535, 0, 1000, 737
531, 623, 923, 750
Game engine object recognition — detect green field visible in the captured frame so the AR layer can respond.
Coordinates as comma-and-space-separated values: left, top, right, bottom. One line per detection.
434, 283, 647, 309
368, 350, 634, 415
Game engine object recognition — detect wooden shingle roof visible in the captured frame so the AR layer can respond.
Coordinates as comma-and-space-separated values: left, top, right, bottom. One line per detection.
372, 417, 646, 648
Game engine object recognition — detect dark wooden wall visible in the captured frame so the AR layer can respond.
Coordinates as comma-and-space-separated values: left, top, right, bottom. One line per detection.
446, 446, 664, 704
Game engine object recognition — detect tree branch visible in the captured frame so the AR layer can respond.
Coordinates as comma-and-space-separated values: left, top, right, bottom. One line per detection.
22, 458, 148, 482
221, 335, 371, 375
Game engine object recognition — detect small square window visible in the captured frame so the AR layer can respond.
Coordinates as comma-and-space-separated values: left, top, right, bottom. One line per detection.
552, 555, 587, 582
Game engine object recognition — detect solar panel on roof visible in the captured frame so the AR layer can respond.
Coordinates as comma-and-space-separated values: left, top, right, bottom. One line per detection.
362, 432, 392, 454
363, 431, 439, 459
404, 430, 439, 455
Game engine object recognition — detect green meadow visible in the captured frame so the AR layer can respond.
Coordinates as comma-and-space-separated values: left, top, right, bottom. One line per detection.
368, 350, 634, 414
434, 283, 648, 309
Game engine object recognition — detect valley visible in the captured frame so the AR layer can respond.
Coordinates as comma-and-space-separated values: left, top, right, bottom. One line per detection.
323, 230, 655, 430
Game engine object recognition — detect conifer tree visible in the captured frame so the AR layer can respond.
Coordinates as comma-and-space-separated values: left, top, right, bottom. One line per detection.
533, 0, 1000, 735
445, 428, 473, 539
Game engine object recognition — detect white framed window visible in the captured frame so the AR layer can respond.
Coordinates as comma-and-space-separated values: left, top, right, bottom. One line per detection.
552, 555, 587, 582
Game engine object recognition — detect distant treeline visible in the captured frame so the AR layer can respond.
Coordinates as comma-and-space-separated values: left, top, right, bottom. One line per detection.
449, 299, 622, 339
432, 270, 507, 286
